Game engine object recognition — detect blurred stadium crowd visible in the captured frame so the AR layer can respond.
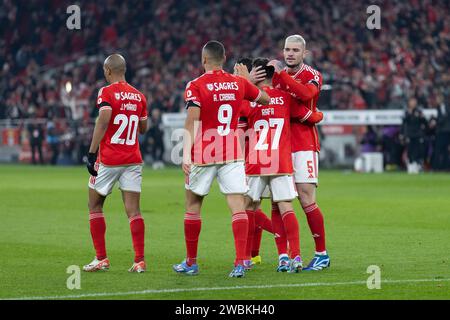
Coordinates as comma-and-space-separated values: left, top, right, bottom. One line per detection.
0, 0, 449, 169
359, 97, 450, 171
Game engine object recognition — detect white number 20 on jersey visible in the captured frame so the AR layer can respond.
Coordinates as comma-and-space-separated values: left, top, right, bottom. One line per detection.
111, 114, 139, 145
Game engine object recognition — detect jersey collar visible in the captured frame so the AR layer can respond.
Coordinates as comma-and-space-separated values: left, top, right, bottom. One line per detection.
285, 63, 305, 78
205, 69, 224, 75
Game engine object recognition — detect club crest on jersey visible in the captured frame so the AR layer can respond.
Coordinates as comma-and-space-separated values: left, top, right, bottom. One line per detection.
250, 102, 257, 108
115, 93, 120, 100
206, 84, 214, 91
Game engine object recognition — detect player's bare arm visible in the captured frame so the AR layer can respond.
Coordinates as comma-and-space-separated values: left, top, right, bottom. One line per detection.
267, 59, 284, 73
138, 119, 148, 134
86, 109, 112, 176
256, 89, 270, 106
89, 109, 112, 154
183, 106, 200, 175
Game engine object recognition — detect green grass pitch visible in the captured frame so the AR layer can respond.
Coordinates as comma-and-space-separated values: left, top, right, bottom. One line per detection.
0, 165, 449, 300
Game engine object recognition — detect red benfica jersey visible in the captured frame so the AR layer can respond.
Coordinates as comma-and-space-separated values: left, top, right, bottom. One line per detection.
96, 81, 148, 166
244, 86, 293, 176
237, 100, 252, 159
184, 70, 261, 165
274, 64, 323, 152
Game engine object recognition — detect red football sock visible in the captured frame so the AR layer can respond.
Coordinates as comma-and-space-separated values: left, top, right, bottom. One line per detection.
184, 212, 202, 266
89, 212, 107, 260
232, 212, 248, 266
251, 209, 272, 257
281, 210, 300, 258
271, 204, 288, 256
251, 226, 263, 257
129, 214, 145, 263
255, 209, 273, 233
245, 210, 255, 260
303, 203, 326, 253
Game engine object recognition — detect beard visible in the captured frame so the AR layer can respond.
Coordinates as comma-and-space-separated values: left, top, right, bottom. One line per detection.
286, 62, 301, 69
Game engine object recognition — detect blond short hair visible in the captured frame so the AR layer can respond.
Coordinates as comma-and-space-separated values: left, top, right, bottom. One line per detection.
285, 35, 306, 48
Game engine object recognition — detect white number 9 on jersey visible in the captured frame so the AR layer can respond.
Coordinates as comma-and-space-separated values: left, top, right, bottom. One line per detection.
217, 104, 233, 136
111, 114, 139, 145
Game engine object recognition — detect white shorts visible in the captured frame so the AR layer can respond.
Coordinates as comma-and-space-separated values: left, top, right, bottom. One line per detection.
185, 162, 248, 196
246, 175, 297, 202
261, 185, 271, 199
89, 164, 143, 196
292, 151, 319, 185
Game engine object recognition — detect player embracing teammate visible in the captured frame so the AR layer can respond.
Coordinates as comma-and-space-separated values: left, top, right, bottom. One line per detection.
172, 41, 270, 278
270, 35, 330, 271
237, 58, 323, 273
174, 36, 330, 277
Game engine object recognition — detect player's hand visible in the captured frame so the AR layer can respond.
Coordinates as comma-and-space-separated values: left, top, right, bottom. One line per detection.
182, 161, 191, 176
86, 152, 98, 176
268, 60, 283, 74
234, 63, 250, 79
249, 66, 267, 84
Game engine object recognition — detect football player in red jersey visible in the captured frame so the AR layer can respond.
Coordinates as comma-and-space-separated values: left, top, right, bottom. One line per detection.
239, 58, 324, 273
84, 54, 148, 273
269, 35, 330, 271
235, 57, 274, 267
236, 58, 323, 271
173, 41, 270, 278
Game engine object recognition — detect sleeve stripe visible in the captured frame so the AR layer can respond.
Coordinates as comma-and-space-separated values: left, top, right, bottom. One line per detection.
140, 116, 148, 121
99, 106, 112, 112
300, 110, 313, 122
252, 89, 262, 102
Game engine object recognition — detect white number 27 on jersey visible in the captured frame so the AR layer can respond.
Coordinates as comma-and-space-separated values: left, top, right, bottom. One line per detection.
111, 114, 139, 145
254, 118, 284, 150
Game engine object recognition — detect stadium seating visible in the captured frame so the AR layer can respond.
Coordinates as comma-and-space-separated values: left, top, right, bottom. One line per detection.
1, 0, 449, 120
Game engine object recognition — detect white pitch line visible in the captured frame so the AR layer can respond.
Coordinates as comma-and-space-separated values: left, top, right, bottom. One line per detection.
3, 278, 450, 300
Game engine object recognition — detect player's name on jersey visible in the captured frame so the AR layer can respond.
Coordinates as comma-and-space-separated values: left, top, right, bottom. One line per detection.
120, 102, 138, 112
206, 81, 239, 91
114, 91, 142, 102
214, 93, 236, 102
261, 107, 275, 116
269, 96, 285, 105
251, 97, 286, 108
